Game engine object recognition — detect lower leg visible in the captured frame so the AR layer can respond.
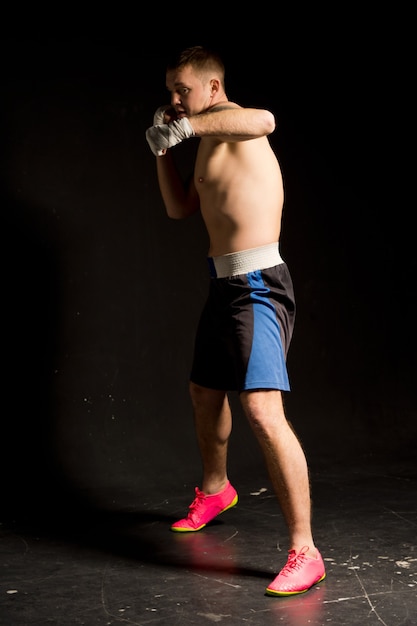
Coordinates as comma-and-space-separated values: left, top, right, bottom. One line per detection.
241, 390, 316, 555
170, 383, 236, 532
189, 382, 232, 494
265, 422, 315, 554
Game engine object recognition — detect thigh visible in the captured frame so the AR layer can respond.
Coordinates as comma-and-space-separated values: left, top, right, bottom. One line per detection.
231, 269, 292, 392
190, 286, 236, 390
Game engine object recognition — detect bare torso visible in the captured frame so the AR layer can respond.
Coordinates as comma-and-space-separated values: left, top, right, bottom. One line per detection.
194, 133, 284, 257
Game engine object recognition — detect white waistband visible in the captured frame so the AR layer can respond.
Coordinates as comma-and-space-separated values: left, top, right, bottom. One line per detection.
209, 243, 284, 278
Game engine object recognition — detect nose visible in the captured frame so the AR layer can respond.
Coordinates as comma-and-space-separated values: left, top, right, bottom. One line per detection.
171, 92, 181, 107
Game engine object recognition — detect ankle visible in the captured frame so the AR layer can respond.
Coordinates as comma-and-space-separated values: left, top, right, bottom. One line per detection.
201, 479, 229, 495
291, 545, 318, 559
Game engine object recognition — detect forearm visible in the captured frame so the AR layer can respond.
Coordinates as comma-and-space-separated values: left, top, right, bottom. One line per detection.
156, 151, 198, 219
189, 107, 276, 141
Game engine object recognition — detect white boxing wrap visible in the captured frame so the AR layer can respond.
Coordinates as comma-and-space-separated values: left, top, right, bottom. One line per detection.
153, 104, 171, 126
145, 118, 195, 156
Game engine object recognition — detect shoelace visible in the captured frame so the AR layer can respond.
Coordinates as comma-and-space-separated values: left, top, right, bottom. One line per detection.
187, 488, 206, 519
280, 547, 309, 577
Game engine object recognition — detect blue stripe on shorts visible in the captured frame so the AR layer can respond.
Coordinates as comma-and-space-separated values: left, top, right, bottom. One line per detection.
244, 270, 290, 391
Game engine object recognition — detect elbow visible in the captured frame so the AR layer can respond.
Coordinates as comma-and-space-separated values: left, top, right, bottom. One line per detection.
262, 110, 276, 135
166, 206, 183, 219
166, 203, 196, 219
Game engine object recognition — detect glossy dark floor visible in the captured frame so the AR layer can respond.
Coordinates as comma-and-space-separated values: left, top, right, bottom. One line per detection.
1, 456, 416, 625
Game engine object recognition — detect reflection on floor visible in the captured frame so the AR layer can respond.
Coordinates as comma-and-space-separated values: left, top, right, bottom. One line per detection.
1, 457, 416, 625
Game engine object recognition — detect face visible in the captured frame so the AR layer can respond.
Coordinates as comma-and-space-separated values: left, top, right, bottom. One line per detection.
166, 65, 216, 118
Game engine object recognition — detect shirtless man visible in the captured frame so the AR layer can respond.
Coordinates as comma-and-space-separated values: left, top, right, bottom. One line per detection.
145, 45, 326, 596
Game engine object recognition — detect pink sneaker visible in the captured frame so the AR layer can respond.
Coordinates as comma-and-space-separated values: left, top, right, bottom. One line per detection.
265, 546, 326, 596
170, 481, 238, 532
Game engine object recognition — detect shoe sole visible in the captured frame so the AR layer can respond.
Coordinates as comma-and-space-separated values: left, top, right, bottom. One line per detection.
170, 494, 238, 533
265, 572, 326, 596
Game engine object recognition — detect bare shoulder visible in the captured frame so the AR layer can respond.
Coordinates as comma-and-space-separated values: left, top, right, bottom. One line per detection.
207, 101, 241, 113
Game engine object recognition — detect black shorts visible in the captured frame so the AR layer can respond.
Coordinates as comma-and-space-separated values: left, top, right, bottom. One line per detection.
190, 246, 295, 392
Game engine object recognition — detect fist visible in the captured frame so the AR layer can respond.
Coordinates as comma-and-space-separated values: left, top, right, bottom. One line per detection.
153, 105, 176, 126
146, 118, 195, 156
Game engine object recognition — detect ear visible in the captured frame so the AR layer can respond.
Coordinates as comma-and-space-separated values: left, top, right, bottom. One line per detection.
210, 78, 221, 94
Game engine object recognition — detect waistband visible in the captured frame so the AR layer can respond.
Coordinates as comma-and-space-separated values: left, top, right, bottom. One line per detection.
208, 242, 284, 278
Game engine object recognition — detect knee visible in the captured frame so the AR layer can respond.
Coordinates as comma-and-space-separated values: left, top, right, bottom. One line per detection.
241, 390, 287, 435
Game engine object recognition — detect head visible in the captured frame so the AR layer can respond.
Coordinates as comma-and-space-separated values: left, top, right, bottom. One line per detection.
165, 45, 227, 118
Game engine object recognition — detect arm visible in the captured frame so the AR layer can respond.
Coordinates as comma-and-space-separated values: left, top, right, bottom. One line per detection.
146, 105, 199, 219
146, 104, 276, 156
189, 105, 276, 141
156, 149, 200, 219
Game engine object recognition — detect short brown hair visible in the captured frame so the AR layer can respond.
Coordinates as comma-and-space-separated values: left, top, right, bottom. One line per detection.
166, 45, 225, 88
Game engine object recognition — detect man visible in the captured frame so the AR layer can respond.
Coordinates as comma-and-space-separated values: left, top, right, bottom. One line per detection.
145, 45, 326, 596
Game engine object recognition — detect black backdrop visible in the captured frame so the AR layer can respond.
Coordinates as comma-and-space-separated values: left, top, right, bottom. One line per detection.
1, 28, 415, 519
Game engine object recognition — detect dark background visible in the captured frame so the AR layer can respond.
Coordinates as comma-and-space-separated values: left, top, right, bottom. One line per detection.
1, 24, 415, 521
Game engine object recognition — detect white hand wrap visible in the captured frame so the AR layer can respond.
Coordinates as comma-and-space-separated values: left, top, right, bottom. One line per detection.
145, 118, 195, 156
153, 105, 171, 126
